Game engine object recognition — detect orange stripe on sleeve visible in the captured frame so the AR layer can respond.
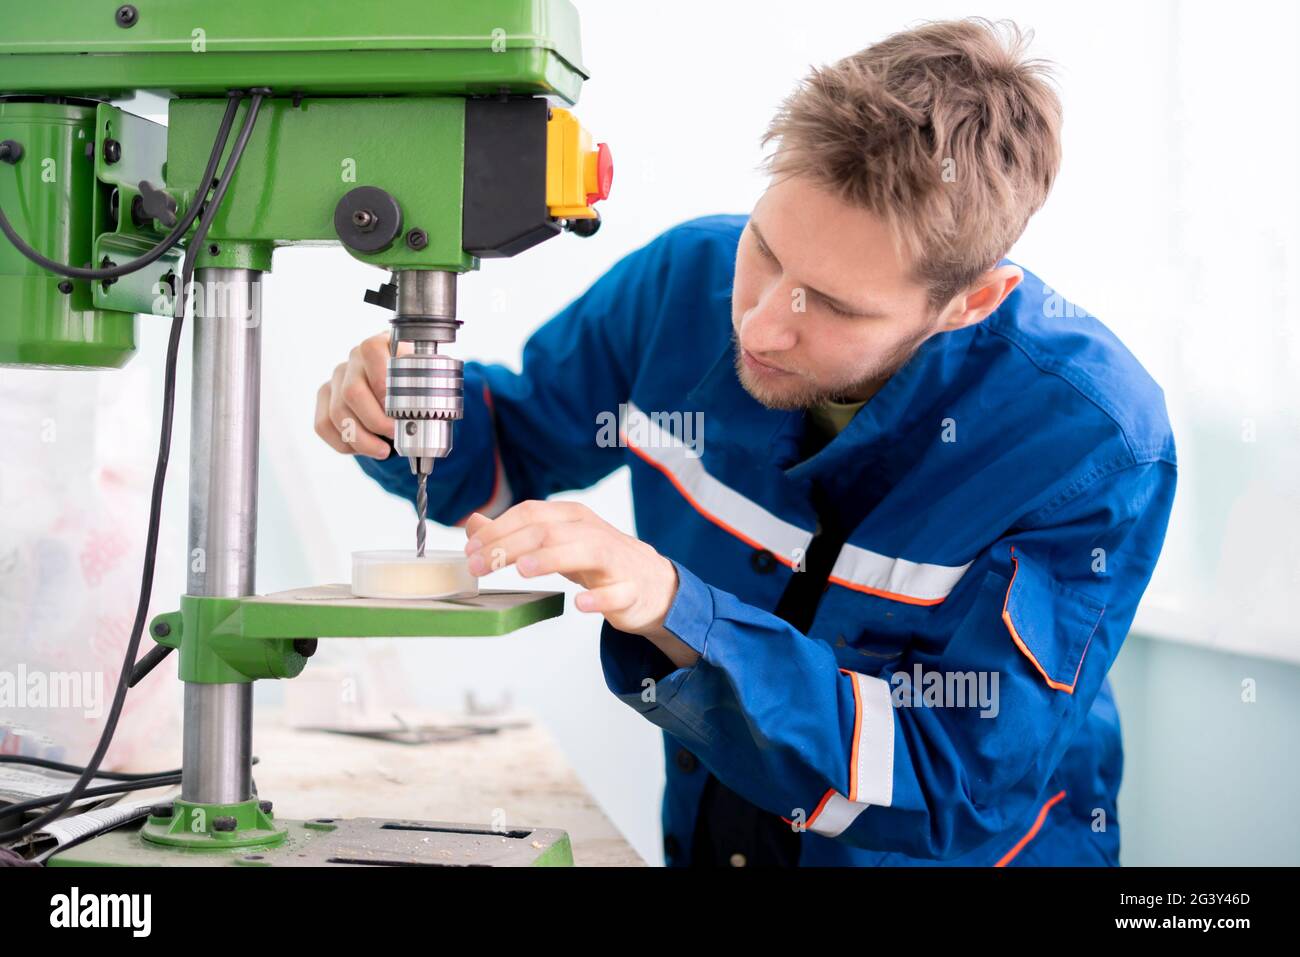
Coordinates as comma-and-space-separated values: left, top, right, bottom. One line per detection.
839, 667, 864, 803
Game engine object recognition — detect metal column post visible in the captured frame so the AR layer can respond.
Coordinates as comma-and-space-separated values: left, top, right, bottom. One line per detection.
182, 267, 262, 804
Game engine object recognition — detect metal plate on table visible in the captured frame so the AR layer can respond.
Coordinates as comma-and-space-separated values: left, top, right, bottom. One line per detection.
49, 817, 574, 867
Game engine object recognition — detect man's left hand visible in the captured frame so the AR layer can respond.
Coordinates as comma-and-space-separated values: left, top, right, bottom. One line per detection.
464, 501, 695, 663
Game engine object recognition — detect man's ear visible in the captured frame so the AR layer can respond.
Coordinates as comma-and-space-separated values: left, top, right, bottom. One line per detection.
936, 265, 1024, 332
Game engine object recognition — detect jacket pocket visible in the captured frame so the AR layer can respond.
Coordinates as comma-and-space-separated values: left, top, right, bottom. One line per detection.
1001, 546, 1105, 694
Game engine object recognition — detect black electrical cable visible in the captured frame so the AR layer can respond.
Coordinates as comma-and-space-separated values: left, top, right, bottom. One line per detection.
9, 760, 261, 864
0, 91, 267, 847
118, 90, 270, 685
1, 775, 181, 818
0, 754, 252, 782
0, 755, 181, 782
0, 91, 243, 281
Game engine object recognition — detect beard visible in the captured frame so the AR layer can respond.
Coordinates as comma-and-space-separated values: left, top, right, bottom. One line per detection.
731, 326, 929, 411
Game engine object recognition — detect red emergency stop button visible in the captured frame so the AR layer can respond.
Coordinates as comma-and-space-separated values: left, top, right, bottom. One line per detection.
587, 142, 613, 205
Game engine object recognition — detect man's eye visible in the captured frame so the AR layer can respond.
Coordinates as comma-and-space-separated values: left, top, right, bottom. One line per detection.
822, 299, 856, 318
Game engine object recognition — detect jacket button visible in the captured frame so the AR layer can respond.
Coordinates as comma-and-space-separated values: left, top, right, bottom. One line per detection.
729, 852, 747, 867
664, 834, 681, 860
674, 748, 698, 773
750, 549, 777, 574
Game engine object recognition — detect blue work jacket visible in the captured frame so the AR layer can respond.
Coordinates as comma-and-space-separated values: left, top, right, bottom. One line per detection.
359, 215, 1178, 866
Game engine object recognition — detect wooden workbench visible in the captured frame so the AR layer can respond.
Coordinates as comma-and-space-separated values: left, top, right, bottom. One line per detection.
125, 707, 644, 867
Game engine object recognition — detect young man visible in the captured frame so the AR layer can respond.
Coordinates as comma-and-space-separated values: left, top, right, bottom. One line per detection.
316, 19, 1176, 866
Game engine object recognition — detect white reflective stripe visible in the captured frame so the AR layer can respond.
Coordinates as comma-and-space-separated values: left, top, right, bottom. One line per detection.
478, 451, 514, 519
807, 792, 867, 838
620, 402, 966, 602
457, 450, 513, 525
807, 671, 895, 839
847, 670, 895, 807
621, 402, 812, 562
830, 542, 972, 604
458, 383, 514, 524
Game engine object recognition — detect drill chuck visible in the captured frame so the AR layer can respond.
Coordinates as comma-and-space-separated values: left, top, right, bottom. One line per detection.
380, 270, 462, 556
386, 350, 463, 473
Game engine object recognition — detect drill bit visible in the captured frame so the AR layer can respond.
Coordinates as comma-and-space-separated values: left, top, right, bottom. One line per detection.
415, 471, 428, 558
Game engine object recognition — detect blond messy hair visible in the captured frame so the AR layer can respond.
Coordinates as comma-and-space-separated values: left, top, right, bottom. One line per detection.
761, 18, 1062, 308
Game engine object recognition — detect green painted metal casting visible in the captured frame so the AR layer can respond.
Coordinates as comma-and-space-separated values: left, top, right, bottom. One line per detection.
141, 798, 287, 850
0, 0, 587, 102
168, 97, 474, 272
149, 590, 564, 684
0, 101, 139, 368
91, 103, 183, 317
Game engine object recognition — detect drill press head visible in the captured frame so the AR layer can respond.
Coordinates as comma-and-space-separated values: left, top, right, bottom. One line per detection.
339, 90, 611, 557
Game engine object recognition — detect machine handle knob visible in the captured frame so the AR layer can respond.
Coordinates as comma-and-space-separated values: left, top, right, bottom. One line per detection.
136, 180, 179, 228
564, 210, 602, 239
363, 281, 399, 312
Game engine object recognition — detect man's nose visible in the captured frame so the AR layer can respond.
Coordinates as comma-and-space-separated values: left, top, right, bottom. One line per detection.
739, 281, 799, 353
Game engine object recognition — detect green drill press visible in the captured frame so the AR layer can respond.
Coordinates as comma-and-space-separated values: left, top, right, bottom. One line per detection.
0, 0, 612, 867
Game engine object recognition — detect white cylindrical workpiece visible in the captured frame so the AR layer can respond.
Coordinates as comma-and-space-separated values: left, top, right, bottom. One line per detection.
351, 550, 478, 600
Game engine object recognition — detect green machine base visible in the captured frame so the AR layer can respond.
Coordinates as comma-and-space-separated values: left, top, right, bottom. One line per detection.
49, 816, 574, 867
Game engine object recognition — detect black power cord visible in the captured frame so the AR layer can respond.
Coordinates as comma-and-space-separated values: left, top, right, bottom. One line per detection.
10, 755, 262, 864
0, 91, 243, 281
0, 91, 268, 847
0, 753, 255, 781
0, 754, 181, 782
1, 775, 182, 818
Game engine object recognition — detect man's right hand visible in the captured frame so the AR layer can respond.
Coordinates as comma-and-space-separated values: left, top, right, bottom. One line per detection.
314, 332, 411, 459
